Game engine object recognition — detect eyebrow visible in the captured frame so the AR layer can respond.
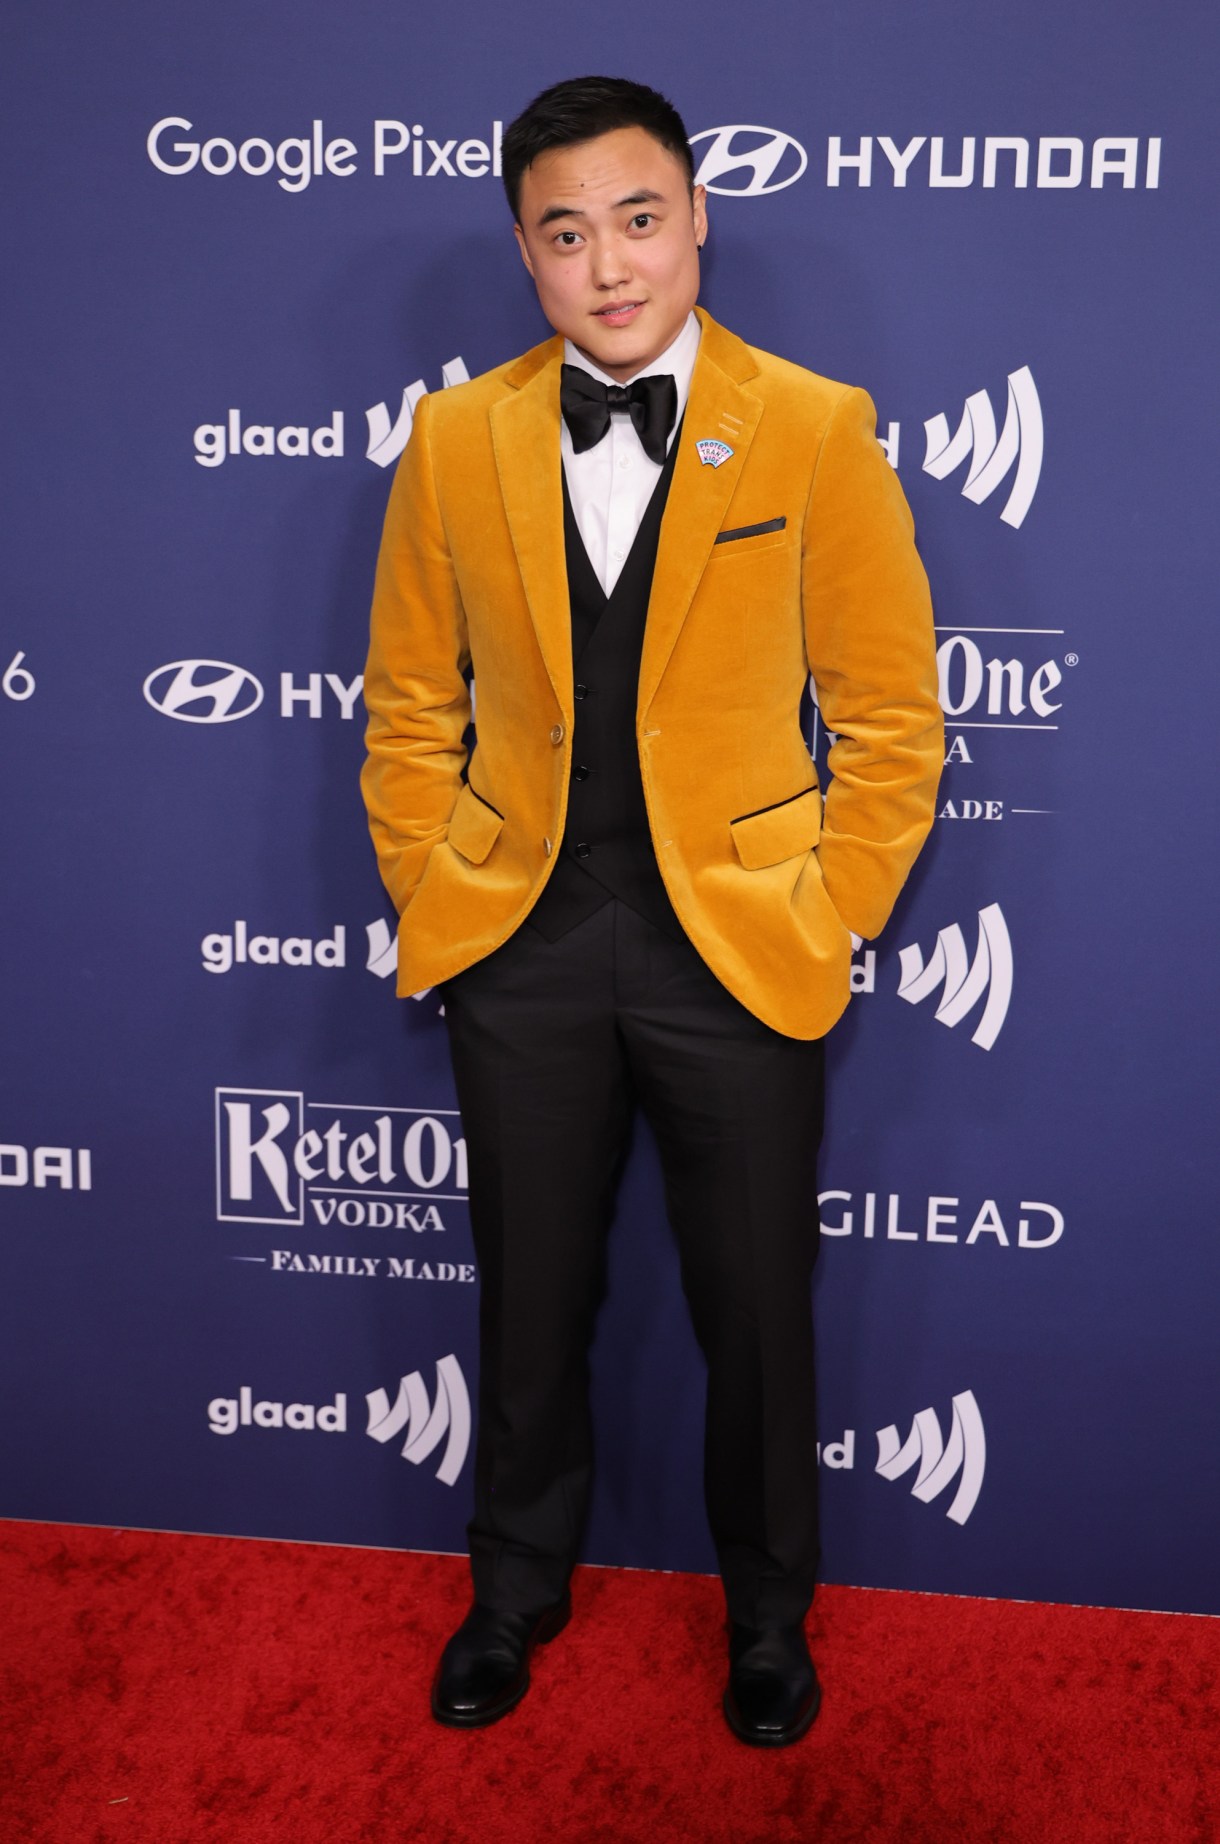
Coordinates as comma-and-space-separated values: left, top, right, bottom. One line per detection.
536, 188, 666, 228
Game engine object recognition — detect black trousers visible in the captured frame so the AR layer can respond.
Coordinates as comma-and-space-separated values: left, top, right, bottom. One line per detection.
438, 895, 826, 1629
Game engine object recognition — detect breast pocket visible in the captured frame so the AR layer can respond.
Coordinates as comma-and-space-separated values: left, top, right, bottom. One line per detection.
712, 515, 789, 559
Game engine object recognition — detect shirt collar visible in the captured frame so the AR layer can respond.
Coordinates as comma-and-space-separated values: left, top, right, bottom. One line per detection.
562, 308, 701, 429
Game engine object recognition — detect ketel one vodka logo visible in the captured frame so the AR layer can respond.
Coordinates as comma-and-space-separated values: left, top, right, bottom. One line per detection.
215, 1089, 467, 1227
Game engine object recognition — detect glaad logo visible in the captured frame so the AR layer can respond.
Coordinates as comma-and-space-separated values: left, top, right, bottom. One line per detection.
143, 660, 263, 724
204, 1357, 471, 1486
366, 359, 470, 469
367, 920, 451, 1009
876, 1390, 986, 1525
208, 1388, 347, 1435
922, 366, 1043, 528
202, 923, 345, 973
366, 919, 398, 980
365, 1354, 470, 1486
189, 363, 470, 472
195, 919, 408, 983
194, 411, 344, 468
897, 903, 1013, 1051
818, 1389, 985, 1523
689, 125, 808, 196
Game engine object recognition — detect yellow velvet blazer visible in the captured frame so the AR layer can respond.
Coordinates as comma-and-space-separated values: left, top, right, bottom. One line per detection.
361, 306, 943, 1039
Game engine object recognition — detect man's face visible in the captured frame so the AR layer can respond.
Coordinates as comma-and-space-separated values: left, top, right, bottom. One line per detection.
513, 125, 707, 382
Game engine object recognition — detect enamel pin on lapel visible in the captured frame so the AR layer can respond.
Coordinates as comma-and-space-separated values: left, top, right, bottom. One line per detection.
696, 437, 734, 468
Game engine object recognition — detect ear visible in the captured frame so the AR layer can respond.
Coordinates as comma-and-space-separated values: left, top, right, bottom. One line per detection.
513, 222, 535, 279
691, 183, 708, 248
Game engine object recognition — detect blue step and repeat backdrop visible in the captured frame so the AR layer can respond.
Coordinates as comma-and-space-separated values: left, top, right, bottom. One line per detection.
3, 2, 1217, 1615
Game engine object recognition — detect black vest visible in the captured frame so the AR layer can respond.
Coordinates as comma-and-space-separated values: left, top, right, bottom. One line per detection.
526, 423, 686, 944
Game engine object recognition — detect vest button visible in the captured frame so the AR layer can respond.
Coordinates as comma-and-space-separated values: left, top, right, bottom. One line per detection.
575, 683, 589, 700
573, 764, 591, 781
574, 842, 591, 859
550, 723, 564, 745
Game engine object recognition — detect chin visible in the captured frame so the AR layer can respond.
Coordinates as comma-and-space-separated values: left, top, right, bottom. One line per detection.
589, 333, 647, 360
581, 326, 653, 369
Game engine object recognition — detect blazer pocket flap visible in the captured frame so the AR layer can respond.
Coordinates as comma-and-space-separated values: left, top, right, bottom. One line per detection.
447, 784, 504, 864
730, 786, 821, 870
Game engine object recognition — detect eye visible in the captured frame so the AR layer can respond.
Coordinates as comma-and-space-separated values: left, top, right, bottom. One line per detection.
554, 229, 583, 247
629, 213, 655, 230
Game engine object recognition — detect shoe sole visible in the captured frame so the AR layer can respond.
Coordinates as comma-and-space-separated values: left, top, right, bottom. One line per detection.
430, 1596, 572, 1729
722, 1678, 822, 1748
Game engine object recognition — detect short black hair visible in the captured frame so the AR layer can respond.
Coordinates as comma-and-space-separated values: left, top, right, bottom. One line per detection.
501, 75, 694, 222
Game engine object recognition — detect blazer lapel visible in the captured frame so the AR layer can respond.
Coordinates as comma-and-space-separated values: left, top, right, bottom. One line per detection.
637, 309, 763, 717
490, 336, 572, 717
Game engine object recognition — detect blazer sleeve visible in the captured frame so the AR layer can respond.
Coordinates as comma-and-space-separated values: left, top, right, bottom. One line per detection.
361, 392, 472, 916
801, 384, 944, 939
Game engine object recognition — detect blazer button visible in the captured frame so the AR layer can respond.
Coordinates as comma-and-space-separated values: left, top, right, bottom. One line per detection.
574, 683, 589, 700
550, 723, 564, 745
543, 836, 552, 855
573, 764, 591, 781
574, 842, 591, 859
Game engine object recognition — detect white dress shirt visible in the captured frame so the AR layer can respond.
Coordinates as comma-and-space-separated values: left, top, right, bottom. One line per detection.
560, 309, 701, 596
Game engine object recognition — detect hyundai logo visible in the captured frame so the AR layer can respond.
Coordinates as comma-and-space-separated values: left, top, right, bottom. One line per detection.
690, 125, 808, 196
143, 659, 264, 724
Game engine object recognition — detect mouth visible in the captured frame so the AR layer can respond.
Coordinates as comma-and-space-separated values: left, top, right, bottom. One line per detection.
592, 300, 645, 327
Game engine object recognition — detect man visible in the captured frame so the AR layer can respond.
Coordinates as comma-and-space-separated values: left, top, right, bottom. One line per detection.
362, 76, 943, 1747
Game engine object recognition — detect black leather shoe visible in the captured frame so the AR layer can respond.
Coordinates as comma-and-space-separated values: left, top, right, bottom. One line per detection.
430, 1594, 572, 1728
723, 1621, 822, 1746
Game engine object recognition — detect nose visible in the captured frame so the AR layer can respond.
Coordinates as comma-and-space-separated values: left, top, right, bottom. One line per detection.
590, 234, 631, 291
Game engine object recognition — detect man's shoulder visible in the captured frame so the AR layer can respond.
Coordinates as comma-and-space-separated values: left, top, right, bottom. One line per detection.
750, 343, 854, 406
421, 335, 556, 430
699, 310, 861, 424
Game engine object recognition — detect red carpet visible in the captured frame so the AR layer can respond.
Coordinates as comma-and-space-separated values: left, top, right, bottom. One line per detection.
1, 1521, 1216, 1844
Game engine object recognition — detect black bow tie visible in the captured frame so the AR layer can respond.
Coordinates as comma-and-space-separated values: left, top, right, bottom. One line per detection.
560, 363, 678, 467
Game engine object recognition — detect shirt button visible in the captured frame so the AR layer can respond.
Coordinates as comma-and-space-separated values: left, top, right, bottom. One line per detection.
549, 723, 564, 745
574, 842, 591, 859
618, 455, 631, 470
575, 683, 589, 700
612, 549, 624, 562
